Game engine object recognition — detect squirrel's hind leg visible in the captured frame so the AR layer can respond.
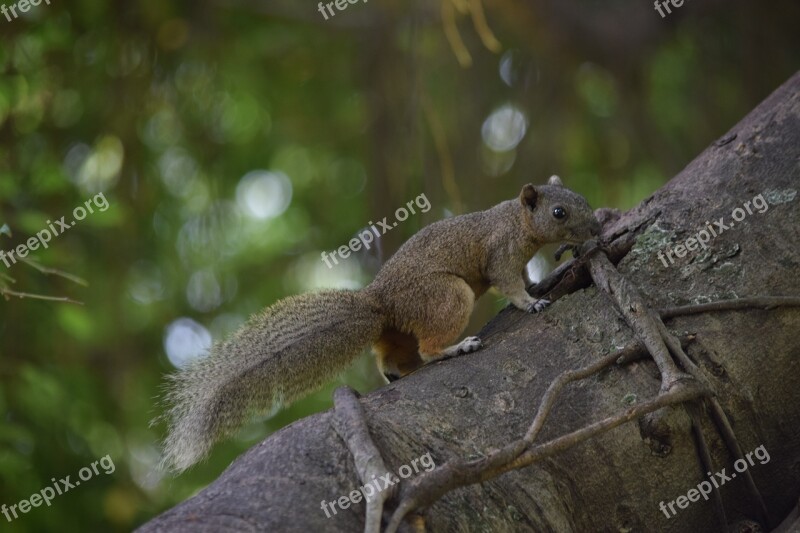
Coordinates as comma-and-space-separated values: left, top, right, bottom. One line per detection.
413, 276, 479, 364
375, 275, 479, 376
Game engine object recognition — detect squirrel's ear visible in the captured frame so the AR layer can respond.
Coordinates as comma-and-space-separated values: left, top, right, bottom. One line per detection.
520, 184, 538, 210
548, 175, 564, 187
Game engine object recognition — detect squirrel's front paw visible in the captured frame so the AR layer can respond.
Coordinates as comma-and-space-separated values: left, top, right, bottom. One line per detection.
525, 299, 550, 314
457, 336, 483, 354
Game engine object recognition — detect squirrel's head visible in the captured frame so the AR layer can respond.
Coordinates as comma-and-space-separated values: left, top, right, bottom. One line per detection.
518, 176, 600, 244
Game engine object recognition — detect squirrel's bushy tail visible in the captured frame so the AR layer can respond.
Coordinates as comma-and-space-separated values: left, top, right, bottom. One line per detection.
159, 289, 384, 473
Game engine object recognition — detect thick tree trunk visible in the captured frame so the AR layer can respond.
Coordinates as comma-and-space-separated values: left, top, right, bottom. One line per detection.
140, 72, 800, 533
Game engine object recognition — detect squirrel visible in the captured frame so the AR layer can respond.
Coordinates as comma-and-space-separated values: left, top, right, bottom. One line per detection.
159, 175, 600, 472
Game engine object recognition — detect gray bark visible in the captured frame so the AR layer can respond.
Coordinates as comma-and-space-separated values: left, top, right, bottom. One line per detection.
139, 72, 800, 533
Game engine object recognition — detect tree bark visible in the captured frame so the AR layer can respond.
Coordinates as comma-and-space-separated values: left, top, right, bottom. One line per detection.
139, 72, 800, 533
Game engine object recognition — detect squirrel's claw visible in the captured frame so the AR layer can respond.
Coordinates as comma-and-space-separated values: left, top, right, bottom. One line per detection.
456, 336, 483, 354
526, 299, 550, 314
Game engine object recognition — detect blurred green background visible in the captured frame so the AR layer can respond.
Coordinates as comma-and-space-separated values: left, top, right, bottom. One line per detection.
0, 0, 798, 530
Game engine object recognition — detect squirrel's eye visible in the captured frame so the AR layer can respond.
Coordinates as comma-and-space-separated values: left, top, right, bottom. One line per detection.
552, 207, 567, 219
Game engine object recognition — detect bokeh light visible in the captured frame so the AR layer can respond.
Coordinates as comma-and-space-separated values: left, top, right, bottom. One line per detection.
163, 318, 212, 368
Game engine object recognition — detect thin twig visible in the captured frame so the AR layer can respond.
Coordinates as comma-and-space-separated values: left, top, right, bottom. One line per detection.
530, 231, 636, 302
332, 387, 394, 533
659, 297, 800, 319
20, 257, 89, 286
524, 339, 646, 443
468, 0, 501, 52
449, 0, 469, 15
384, 382, 707, 533
706, 398, 771, 527
527, 257, 575, 293
1, 287, 83, 305
686, 403, 729, 533
657, 322, 703, 380
421, 93, 462, 214
441, 0, 471, 67
387, 340, 655, 532
617, 335, 694, 365
658, 322, 772, 526
503, 384, 706, 475
585, 239, 691, 390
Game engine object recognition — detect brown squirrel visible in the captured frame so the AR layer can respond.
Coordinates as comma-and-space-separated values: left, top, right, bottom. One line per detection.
159, 176, 600, 472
